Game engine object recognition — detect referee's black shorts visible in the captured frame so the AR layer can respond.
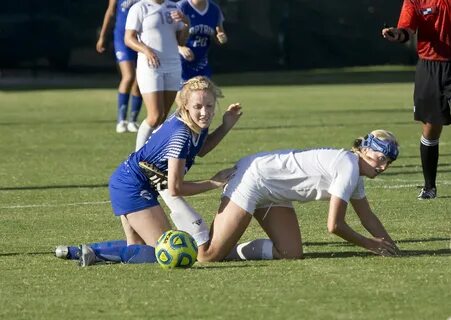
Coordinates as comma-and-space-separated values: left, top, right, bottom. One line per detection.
414, 59, 451, 125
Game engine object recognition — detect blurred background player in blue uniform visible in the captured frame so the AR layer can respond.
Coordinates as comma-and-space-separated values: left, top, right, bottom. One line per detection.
177, 0, 228, 82
96, 0, 143, 133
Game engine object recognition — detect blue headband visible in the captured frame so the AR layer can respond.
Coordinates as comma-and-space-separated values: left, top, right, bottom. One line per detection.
361, 134, 399, 161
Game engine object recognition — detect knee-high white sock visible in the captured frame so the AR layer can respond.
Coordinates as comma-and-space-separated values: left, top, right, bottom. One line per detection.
225, 239, 274, 261
158, 189, 210, 246
135, 120, 153, 151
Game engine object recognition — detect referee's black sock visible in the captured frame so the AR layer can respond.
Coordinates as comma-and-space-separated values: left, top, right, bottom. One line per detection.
420, 136, 439, 190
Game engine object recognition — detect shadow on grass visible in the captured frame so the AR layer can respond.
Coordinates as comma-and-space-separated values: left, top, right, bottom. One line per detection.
0, 184, 108, 191
304, 248, 450, 259
305, 237, 449, 247
0, 67, 415, 91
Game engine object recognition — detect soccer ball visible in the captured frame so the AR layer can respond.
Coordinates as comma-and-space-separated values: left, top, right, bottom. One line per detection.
155, 230, 198, 269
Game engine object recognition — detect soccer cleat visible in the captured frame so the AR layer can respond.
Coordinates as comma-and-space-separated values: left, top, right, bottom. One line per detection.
55, 246, 69, 259
417, 187, 437, 200
127, 121, 139, 133
79, 245, 97, 267
116, 120, 128, 133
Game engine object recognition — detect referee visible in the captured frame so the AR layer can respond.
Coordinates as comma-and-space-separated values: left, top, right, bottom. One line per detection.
382, 0, 451, 199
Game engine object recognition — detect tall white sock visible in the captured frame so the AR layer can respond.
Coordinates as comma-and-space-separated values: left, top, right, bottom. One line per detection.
225, 239, 274, 261
158, 189, 210, 246
135, 120, 153, 151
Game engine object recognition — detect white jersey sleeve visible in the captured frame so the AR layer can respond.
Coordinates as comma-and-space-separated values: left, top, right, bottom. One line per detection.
328, 152, 365, 202
125, 3, 143, 32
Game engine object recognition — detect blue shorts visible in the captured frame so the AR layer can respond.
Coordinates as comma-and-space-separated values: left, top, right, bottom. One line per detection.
114, 31, 137, 63
109, 162, 160, 216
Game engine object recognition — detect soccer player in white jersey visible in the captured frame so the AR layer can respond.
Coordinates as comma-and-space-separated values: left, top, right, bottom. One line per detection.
75, 77, 242, 266
195, 130, 401, 262
125, 0, 190, 151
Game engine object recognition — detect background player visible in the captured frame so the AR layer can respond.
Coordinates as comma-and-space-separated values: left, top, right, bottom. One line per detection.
125, 0, 190, 151
382, 0, 451, 199
177, 0, 227, 82
96, 0, 143, 133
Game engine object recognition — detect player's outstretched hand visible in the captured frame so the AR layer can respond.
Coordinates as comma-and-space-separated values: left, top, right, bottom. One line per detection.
382, 27, 401, 42
210, 167, 236, 188
222, 103, 243, 130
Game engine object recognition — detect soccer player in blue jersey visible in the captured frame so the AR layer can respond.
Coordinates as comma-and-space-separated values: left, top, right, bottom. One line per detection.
96, 0, 143, 133
177, 0, 228, 82
55, 76, 242, 266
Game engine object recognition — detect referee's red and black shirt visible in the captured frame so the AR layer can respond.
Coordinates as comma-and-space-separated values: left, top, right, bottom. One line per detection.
398, 0, 451, 61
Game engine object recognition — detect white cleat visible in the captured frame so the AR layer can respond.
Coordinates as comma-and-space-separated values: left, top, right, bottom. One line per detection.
127, 121, 139, 133
79, 245, 97, 267
116, 120, 128, 133
55, 246, 69, 259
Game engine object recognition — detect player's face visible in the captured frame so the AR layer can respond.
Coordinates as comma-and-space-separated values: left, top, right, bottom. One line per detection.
185, 90, 216, 129
359, 148, 392, 179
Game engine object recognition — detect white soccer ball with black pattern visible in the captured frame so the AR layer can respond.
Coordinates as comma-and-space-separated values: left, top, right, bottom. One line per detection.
155, 230, 198, 269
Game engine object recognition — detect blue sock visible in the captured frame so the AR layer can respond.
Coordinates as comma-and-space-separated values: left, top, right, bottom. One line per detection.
129, 95, 143, 122
65, 240, 127, 260
120, 245, 157, 264
92, 244, 156, 264
118, 93, 130, 122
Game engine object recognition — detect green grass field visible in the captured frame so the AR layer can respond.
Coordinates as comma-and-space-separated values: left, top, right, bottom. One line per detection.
0, 67, 450, 319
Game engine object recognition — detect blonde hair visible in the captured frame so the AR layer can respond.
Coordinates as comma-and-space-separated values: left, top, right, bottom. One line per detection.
175, 76, 223, 134
352, 129, 399, 159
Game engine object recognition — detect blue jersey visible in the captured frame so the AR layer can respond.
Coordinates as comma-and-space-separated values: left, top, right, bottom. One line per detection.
114, 0, 140, 61
109, 113, 209, 215
114, 0, 140, 37
177, 0, 224, 81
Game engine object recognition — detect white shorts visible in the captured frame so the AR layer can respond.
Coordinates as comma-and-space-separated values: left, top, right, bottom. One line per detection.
136, 58, 181, 93
222, 154, 293, 214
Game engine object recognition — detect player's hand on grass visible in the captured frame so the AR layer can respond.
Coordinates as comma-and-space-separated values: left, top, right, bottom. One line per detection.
210, 167, 236, 187
368, 237, 400, 257
178, 46, 194, 61
222, 103, 243, 130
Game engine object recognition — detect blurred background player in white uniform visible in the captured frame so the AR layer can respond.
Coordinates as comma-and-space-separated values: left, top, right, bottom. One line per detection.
177, 0, 227, 82
125, 0, 190, 150
96, 0, 143, 133
195, 130, 401, 262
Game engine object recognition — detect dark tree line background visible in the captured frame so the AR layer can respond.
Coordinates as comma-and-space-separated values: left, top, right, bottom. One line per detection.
0, 0, 415, 73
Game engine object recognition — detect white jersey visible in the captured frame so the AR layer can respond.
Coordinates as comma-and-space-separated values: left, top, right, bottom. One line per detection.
126, 0, 185, 72
223, 148, 366, 213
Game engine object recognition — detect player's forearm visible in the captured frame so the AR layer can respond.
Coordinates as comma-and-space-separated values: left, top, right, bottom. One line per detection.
328, 221, 371, 250
198, 124, 230, 157
361, 214, 395, 243
177, 28, 189, 46
168, 180, 220, 197
99, 10, 115, 38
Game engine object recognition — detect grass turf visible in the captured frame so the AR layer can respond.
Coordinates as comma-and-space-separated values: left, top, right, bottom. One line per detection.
0, 67, 450, 319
